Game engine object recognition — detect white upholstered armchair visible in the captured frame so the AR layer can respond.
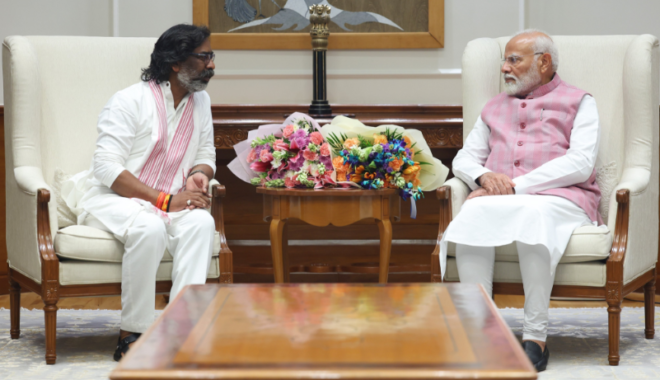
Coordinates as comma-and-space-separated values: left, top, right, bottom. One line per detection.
2, 36, 233, 364
432, 35, 659, 365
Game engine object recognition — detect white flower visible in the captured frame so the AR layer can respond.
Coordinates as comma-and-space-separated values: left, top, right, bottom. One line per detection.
309, 163, 320, 177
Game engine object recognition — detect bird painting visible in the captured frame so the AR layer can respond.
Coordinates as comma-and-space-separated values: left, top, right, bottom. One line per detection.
224, 0, 283, 23
226, 0, 403, 33
224, 0, 256, 23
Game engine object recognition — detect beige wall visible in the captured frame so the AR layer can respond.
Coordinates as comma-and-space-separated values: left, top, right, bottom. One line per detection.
1, 0, 660, 105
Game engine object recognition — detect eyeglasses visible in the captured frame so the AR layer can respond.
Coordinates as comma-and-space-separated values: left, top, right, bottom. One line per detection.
501, 52, 544, 67
190, 52, 215, 65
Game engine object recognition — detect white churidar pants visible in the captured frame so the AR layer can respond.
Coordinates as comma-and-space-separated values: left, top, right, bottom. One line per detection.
440, 194, 602, 342
84, 209, 215, 333
455, 242, 556, 342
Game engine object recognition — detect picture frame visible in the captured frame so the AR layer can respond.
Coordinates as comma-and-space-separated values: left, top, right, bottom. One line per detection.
193, 0, 444, 50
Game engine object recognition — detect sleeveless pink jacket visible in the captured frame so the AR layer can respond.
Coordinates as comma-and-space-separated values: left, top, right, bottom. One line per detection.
481, 74, 602, 224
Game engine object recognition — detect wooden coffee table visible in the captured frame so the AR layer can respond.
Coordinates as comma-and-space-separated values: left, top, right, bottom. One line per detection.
110, 284, 536, 380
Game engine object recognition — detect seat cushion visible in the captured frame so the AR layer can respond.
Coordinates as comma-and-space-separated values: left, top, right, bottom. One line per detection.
444, 257, 607, 287
446, 225, 612, 264
54, 225, 221, 263
59, 257, 220, 285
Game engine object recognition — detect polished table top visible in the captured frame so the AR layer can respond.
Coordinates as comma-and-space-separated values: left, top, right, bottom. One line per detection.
111, 284, 536, 380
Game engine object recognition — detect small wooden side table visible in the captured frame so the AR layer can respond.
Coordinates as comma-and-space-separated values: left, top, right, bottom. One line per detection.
257, 188, 399, 284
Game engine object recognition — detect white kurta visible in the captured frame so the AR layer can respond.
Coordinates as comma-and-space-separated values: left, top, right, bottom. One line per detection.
439, 95, 608, 277
62, 81, 216, 237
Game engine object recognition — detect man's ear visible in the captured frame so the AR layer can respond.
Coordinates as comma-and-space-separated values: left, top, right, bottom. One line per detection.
539, 53, 551, 75
171, 62, 181, 74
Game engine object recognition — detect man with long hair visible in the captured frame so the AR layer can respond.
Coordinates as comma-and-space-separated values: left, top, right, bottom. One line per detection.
63, 24, 217, 360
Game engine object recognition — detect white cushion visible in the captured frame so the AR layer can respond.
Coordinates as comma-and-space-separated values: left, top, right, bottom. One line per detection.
50, 168, 77, 228
58, 257, 220, 286
446, 225, 612, 264
54, 225, 221, 263
444, 258, 607, 287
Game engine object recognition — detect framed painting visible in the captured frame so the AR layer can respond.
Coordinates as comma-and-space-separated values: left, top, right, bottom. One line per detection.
193, 0, 444, 49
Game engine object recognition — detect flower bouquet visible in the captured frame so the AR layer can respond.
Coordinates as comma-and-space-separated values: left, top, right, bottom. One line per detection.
321, 116, 449, 217
228, 112, 335, 189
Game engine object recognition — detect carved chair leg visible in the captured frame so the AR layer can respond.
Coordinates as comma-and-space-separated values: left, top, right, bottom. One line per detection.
607, 299, 622, 366
431, 245, 443, 283
219, 249, 234, 284
9, 277, 20, 339
644, 276, 656, 339
43, 299, 59, 364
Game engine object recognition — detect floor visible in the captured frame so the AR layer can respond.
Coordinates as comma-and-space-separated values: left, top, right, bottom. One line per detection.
0, 292, 650, 311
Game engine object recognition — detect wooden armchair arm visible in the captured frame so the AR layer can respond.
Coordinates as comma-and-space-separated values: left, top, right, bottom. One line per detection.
37, 189, 60, 304
608, 189, 630, 265
211, 183, 233, 284
606, 189, 630, 303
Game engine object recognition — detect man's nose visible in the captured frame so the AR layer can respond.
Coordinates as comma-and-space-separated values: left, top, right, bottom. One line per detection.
207, 60, 216, 70
501, 63, 511, 74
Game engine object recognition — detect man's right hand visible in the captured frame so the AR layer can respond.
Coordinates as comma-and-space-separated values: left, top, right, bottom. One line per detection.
478, 172, 516, 195
169, 188, 211, 212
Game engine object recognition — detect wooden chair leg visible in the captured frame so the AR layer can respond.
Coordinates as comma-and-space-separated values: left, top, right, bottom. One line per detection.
431, 245, 443, 283
645, 276, 656, 339
607, 298, 622, 366
43, 298, 59, 364
9, 277, 20, 339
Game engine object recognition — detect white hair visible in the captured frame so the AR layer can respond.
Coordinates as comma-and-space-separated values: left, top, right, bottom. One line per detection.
512, 29, 558, 72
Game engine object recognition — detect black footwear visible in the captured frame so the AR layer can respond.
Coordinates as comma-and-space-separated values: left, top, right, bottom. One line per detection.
522, 341, 549, 372
113, 333, 141, 362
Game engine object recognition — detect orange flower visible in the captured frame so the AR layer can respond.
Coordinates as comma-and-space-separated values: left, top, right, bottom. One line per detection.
333, 156, 349, 182
373, 134, 388, 145
403, 163, 420, 175
388, 157, 404, 171
403, 136, 412, 148
350, 173, 363, 183
402, 164, 422, 187
384, 174, 397, 188
332, 156, 345, 170
343, 138, 360, 150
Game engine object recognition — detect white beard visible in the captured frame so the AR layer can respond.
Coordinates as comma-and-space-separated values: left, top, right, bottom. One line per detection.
503, 65, 542, 96
177, 65, 209, 92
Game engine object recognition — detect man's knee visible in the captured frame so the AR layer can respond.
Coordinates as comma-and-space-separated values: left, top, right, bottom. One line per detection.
131, 213, 168, 242
187, 210, 215, 234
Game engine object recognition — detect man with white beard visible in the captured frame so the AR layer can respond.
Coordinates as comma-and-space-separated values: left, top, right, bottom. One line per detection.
62, 24, 217, 360
438, 30, 604, 371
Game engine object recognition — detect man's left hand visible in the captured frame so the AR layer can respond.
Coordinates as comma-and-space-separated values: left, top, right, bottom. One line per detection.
466, 187, 489, 200
186, 172, 209, 206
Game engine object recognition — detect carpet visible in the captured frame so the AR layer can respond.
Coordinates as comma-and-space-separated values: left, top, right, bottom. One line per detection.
0, 307, 659, 380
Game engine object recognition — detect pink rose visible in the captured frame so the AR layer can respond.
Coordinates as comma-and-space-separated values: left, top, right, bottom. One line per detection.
320, 143, 331, 157
309, 131, 324, 145
247, 148, 257, 162
303, 149, 318, 161
273, 140, 289, 151
259, 149, 273, 162
282, 124, 295, 138
285, 177, 296, 188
